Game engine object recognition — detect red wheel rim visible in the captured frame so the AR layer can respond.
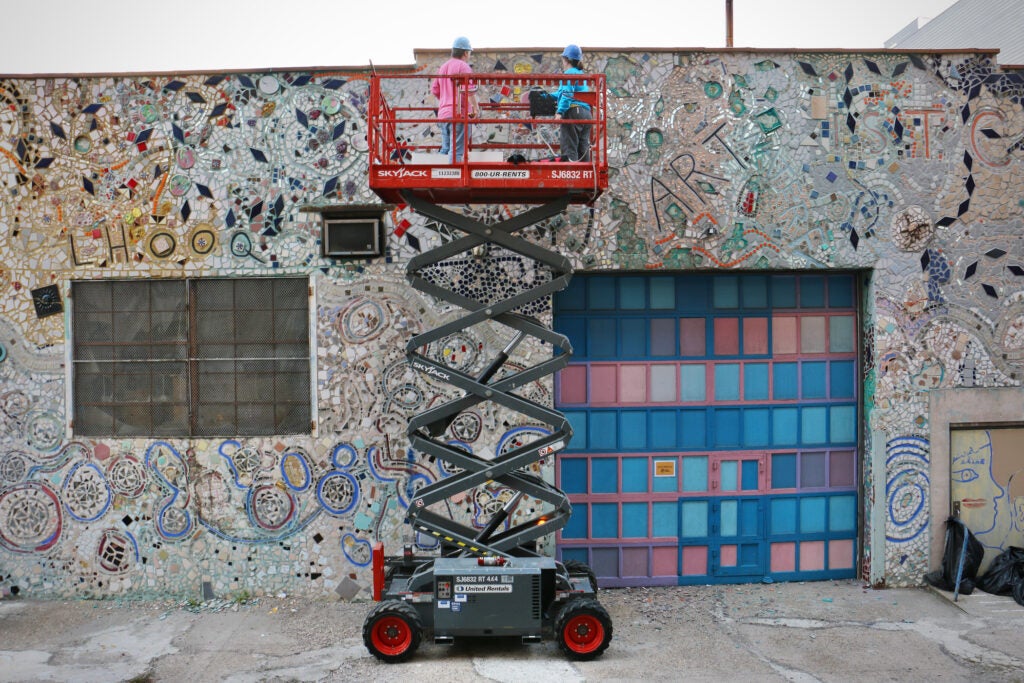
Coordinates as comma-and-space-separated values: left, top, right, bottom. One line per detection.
563, 613, 604, 653
371, 615, 412, 655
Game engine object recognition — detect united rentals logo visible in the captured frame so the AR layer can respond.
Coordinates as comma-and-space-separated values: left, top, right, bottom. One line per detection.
377, 168, 429, 178
412, 360, 451, 381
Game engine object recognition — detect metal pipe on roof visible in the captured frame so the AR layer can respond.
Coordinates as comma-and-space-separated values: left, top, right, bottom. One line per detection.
726, 0, 734, 47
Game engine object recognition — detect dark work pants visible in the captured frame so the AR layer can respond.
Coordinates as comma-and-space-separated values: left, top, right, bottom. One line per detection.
560, 106, 591, 162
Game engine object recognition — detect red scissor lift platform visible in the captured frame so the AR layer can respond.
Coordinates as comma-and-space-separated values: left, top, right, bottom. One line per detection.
361, 71, 614, 663
367, 72, 608, 205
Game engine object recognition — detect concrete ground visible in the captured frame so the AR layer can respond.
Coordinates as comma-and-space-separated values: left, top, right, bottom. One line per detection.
1, 579, 1022, 682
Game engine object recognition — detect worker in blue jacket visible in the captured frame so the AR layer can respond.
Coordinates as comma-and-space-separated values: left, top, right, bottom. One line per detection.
552, 44, 591, 162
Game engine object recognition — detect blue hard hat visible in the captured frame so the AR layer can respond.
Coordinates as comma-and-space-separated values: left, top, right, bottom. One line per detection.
453, 36, 472, 51
562, 44, 582, 61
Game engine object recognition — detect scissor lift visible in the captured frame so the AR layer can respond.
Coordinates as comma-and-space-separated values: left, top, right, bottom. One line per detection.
362, 72, 611, 662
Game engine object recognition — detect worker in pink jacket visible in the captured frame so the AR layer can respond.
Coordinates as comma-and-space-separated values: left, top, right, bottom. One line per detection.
431, 36, 479, 162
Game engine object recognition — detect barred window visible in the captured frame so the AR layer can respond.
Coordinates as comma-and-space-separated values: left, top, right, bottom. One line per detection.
71, 277, 311, 437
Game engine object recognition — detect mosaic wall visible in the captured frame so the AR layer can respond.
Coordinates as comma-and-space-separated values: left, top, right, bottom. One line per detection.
1, 48, 1023, 598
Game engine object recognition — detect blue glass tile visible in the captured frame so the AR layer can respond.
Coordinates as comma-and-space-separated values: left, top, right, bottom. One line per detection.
650, 277, 676, 309
588, 278, 616, 309
739, 499, 760, 533
774, 362, 799, 399
620, 318, 647, 357
589, 410, 618, 449
714, 363, 741, 401
802, 361, 828, 399
681, 365, 707, 401
653, 501, 677, 536
744, 363, 770, 400
620, 276, 646, 310
560, 458, 587, 494
680, 500, 708, 537
622, 457, 648, 493
800, 276, 826, 307
829, 494, 857, 531
679, 277, 708, 311
772, 407, 799, 446
682, 455, 708, 492
592, 503, 618, 538
720, 499, 737, 535
830, 360, 855, 398
651, 410, 678, 449
681, 409, 706, 448
800, 497, 826, 533
622, 502, 648, 538
714, 409, 741, 447
720, 460, 738, 491
564, 410, 588, 450
588, 319, 616, 357
771, 453, 797, 488
741, 275, 769, 308
619, 410, 648, 449
592, 457, 618, 493
828, 276, 854, 308
741, 460, 760, 491
555, 318, 586, 358
771, 276, 797, 307
743, 408, 770, 447
556, 277, 587, 311
563, 504, 588, 538
830, 405, 857, 443
713, 276, 740, 308
801, 406, 828, 444
770, 497, 797, 534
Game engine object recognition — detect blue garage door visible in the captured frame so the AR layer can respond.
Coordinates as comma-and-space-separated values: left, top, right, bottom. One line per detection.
554, 273, 860, 586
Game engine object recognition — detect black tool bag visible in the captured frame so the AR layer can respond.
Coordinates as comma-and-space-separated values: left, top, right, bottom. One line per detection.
528, 90, 556, 117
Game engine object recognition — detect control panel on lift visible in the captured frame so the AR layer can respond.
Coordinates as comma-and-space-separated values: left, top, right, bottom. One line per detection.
367, 71, 608, 205
432, 557, 556, 639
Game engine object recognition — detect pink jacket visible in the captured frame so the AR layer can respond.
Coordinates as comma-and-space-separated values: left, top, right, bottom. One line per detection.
431, 57, 476, 120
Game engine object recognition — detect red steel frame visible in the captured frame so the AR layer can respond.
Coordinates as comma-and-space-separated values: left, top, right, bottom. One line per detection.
368, 72, 608, 205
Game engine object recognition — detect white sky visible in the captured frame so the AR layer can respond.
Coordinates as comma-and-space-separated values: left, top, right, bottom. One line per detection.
1, 0, 959, 75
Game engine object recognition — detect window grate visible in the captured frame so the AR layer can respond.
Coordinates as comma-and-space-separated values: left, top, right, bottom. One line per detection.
71, 277, 311, 437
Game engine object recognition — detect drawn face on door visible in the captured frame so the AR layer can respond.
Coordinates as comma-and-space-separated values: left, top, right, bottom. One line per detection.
951, 430, 1000, 534
1009, 470, 1024, 532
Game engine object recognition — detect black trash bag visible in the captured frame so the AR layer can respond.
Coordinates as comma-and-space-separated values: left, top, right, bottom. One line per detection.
977, 546, 1024, 596
528, 90, 556, 117
1014, 575, 1024, 607
924, 517, 985, 595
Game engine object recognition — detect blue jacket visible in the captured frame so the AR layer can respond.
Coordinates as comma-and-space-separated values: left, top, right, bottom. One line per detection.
553, 67, 590, 115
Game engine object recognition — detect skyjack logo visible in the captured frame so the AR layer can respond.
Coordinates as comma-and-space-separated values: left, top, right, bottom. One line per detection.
412, 360, 451, 381
377, 168, 429, 178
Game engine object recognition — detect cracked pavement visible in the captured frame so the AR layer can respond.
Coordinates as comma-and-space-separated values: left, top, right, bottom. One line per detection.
1, 579, 1022, 682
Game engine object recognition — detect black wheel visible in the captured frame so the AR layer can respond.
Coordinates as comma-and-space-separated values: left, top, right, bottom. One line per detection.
562, 559, 598, 592
363, 599, 423, 663
555, 596, 612, 661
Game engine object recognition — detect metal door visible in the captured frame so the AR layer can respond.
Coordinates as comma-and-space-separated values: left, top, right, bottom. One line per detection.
950, 428, 1024, 573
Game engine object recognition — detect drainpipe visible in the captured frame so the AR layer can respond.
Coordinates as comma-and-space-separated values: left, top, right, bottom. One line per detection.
726, 0, 734, 47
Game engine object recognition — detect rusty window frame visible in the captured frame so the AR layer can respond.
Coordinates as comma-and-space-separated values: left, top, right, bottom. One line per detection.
70, 277, 311, 437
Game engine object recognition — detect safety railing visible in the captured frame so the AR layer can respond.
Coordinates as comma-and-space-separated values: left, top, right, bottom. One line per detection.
368, 72, 608, 205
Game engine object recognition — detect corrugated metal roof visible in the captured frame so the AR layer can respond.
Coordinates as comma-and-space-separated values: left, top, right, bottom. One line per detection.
886, 0, 1024, 65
